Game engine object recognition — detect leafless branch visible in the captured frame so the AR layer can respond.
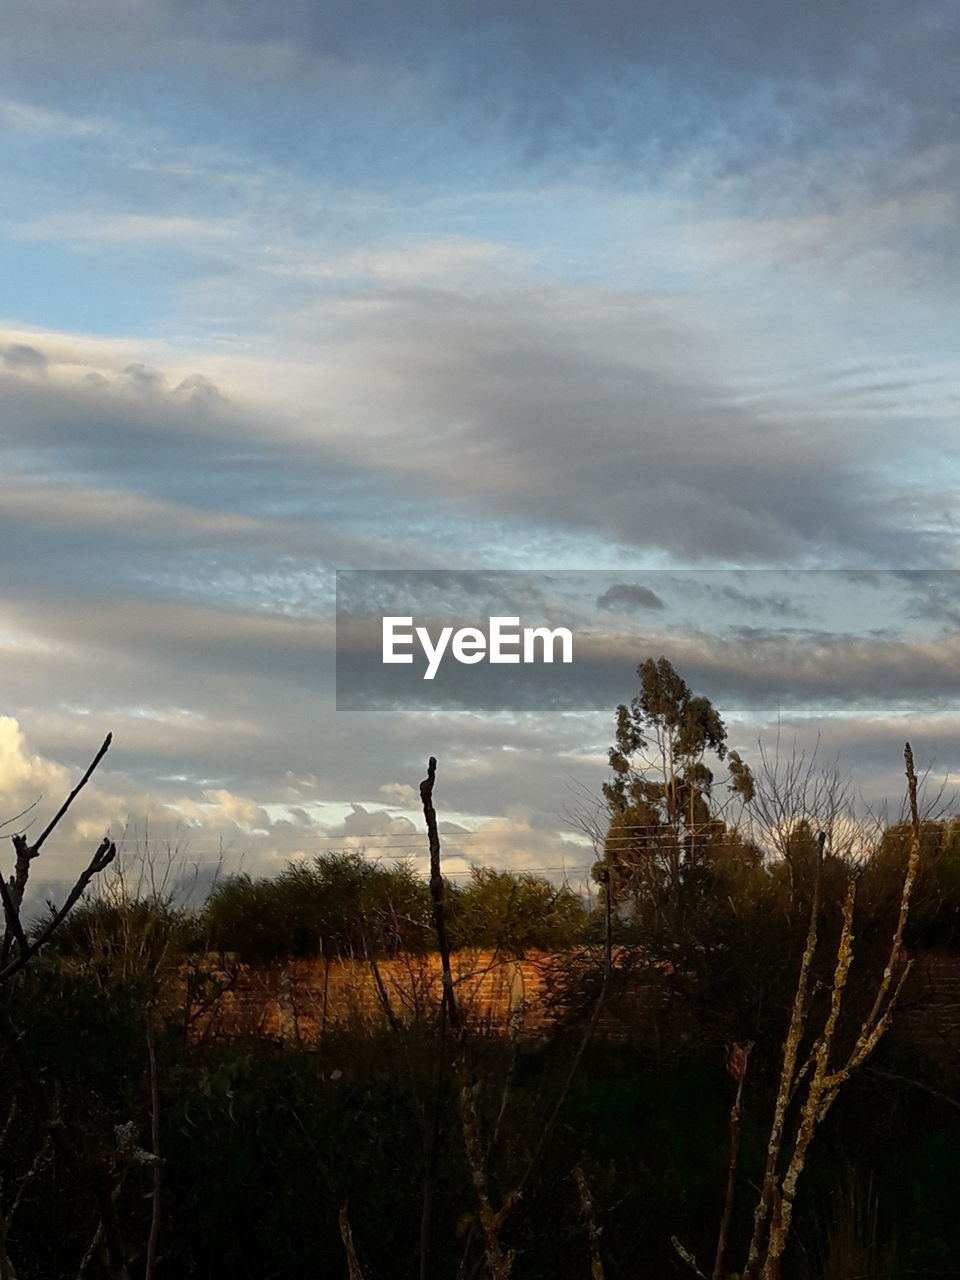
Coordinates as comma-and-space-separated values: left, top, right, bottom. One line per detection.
339, 1204, 365, 1280
0, 837, 117, 984
0, 799, 40, 835
713, 1041, 753, 1280
33, 734, 112, 856
572, 1165, 605, 1280
744, 832, 823, 1279
672, 1235, 709, 1280
2, 733, 115, 975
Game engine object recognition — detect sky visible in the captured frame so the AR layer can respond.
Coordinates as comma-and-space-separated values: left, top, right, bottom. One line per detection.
1, 0, 959, 906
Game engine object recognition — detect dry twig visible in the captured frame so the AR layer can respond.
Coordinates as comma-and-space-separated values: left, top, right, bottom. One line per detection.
572, 1165, 605, 1280
339, 1204, 365, 1280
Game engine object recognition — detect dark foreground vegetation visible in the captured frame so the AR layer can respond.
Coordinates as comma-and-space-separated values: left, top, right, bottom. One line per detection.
2, 660, 960, 1279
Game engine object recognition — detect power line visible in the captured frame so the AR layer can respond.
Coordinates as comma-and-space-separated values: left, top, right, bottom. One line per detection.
39, 855, 601, 875
42, 834, 762, 860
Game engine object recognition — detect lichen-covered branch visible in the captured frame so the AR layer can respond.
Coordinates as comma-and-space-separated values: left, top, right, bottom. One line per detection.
746, 744, 925, 1280
744, 831, 824, 1279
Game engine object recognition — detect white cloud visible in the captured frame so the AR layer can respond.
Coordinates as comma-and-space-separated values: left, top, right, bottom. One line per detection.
0, 715, 71, 803
0, 95, 110, 139
8, 212, 240, 247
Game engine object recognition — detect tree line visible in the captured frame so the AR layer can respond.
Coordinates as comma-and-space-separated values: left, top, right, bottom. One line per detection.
52, 856, 590, 966
1, 658, 959, 1279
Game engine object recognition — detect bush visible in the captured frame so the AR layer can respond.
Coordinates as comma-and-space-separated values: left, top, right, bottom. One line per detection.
204, 854, 589, 961
203, 853, 435, 960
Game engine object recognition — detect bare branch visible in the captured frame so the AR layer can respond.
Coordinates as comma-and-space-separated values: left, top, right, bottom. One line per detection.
339, 1205, 365, 1280
572, 1165, 605, 1280
0, 878, 27, 960
745, 742, 927, 1280
851, 742, 923, 1053
0, 838, 117, 984
672, 1235, 709, 1280
2, 733, 114, 969
361, 921, 403, 1036
0, 798, 40, 834
713, 1041, 753, 1280
32, 734, 112, 856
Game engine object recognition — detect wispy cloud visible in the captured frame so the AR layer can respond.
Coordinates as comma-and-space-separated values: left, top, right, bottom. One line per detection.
8, 213, 240, 246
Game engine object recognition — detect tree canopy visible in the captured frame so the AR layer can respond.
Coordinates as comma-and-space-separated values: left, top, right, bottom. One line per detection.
599, 656, 755, 917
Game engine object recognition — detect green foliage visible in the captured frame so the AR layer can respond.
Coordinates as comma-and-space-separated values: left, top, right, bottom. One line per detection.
203, 853, 589, 961
44, 894, 201, 993
447, 867, 588, 955
203, 852, 435, 960
859, 817, 960, 948
600, 656, 755, 912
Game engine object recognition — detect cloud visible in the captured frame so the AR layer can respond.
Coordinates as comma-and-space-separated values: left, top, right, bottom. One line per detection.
1, 0, 959, 890
695, 582, 809, 621
378, 782, 419, 807
0, 328, 955, 876
10, 273, 954, 581
2, 0, 957, 224
280, 266, 958, 566
5, 24, 960, 394
426, 809, 594, 885
596, 584, 664, 612
0, 715, 71, 806
172, 374, 227, 408
197, 789, 270, 832
10, 212, 238, 247
2, 343, 47, 374
0, 94, 110, 139
320, 804, 418, 841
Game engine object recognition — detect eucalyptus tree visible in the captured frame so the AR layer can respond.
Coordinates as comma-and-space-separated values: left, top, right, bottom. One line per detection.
599, 656, 754, 923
